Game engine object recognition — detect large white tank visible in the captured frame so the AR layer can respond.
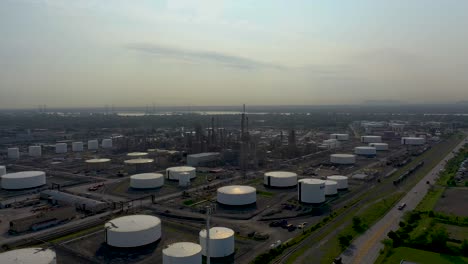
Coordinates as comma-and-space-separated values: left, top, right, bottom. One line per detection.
0, 165, 6, 176
105, 215, 161, 247
55, 143, 67, 154
217, 185, 256, 206
361, 136, 382, 143
401, 137, 425, 145
0, 248, 57, 264
166, 166, 196, 180
1, 171, 46, 190
130, 173, 164, 189
7, 147, 20, 159
327, 175, 348, 190
298, 179, 325, 204
354, 146, 377, 156
330, 133, 349, 141
163, 242, 202, 264
72, 142, 84, 152
369, 143, 388, 151
87, 139, 99, 150
28, 146, 42, 157
324, 180, 338, 196
330, 154, 356, 165
199, 227, 235, 258
264, 171, 297, 187
101, 138, 112, 149
179, 172, 191, 187
127, 152, 149, 158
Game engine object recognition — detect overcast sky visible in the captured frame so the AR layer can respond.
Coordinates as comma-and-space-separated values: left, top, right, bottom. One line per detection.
1, 0, 467, 108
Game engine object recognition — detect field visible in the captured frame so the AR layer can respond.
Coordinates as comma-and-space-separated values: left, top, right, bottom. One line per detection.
382, 247, 468, 264
434, 187, 468, 217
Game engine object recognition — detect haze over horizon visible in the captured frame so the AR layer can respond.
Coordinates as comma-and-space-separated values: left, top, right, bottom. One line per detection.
1, 0, 468, 109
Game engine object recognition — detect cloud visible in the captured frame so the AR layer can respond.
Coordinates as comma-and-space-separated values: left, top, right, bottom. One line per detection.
126, 43, 283, 70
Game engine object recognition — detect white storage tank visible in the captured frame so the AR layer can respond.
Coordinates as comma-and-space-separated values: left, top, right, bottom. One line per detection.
85, 158, 111, 170
29, 146, 42, 157
1, 171, 46, 190
55, 143, 67, 154
7, 147, 20, 159
361, 136, 382, 143
217, 185, 256, 206
163, 242, 202, 264
127, 152, 149, 158
199, 227, 235, 258
0, 165, 6, 176
264, 171, 297, 187
0, 248, 57, 264
87, 139, 99, 150
105, 215, 161, 247
330, 133, 349, 141
401, 137, 425, 145
369, 143, 388, 151
324, 180, 338, 196
130, 173, 164, 189
354, 146, 377, 156
298, 179, 325, 204
166, 166, 196, 180
179, 172, 191, 187
72, 142, 84, 152
327, 175, 348, 190
330, 154, 356, 165
102, 139, 113, 149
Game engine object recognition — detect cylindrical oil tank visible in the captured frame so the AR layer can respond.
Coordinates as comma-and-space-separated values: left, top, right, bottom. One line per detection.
163, 242, 202, 264
130, 173, 164, 189
0, 248, 57, 264
105, 215, 161, 247
330, 133, 349, 141
85, 158, 111, 170
327, 175, 348, 190
199, 227, 235, 258
29, 146, 42, 157
124, 158, 154, 173
361, 136, 382, 143
7, 147, 20, 159
72, 142, 84, 152
401, 137, 425, 145
87, 139, 99, 150
217, 185, 256, 206
0, 165, 6, 176
1, 171, 46, 190
324, 180, 338, 196
298, 179, 325, 204
264, 171, 297, 187
330, 154, 356, 165
354, 146, 377, 156
166, 166, 196, 180
101, 139, 112, 149
55, 143, 67, 154
179, 172, 191, 187
369, 143, 388, 151
127, 152, 149, 158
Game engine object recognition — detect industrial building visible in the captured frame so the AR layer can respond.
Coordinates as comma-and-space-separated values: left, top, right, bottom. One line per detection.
9, 206, 76, 233
41, 190, 108, 213
187, 152, 220, 166
105, 215, 161, 247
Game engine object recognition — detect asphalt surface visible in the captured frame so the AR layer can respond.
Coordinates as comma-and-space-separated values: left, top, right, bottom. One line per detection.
340, 136, 467, 264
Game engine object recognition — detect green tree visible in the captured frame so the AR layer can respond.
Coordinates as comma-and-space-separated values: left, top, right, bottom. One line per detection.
338, 234, 353, 250
461, 239, 468, 257
429, 226, 449, 250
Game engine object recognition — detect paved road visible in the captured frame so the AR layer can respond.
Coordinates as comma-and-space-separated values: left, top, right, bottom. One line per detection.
340, 136, 466, 264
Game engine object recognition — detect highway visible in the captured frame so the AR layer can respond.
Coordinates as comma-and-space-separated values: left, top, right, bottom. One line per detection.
340, 136, 466, 264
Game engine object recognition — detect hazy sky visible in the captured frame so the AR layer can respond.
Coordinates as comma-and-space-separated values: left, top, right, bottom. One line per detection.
1, 0, 468, 108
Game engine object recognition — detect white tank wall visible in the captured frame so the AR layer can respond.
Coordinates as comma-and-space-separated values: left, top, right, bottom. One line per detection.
199, 227, 235, 258
72, 142, 84, 152
130, 173, 164, 189
7, 148, 19, 159
355, 146, 377, 155
330, 154, 356, 164
264, 172, 297, 187
0, 248, 57, 264
401, 137, 425, 145
361, 136, 382, 143
105, 215, 161, 247
0, 166, 6, 176
163, 242, 202, 264
369, 143, 389, 151
88, 140, 99, 150
324, 180, 338, 195
55, 143, 67, 154
217, 186, 256, 206
179, 172, 191, 186
1, 171, 46, 190
298, 179, 325, 204
28, 146, 42, 157
327, 175, 348, 190
102, 139, 112, 149
166, 167, 196, 180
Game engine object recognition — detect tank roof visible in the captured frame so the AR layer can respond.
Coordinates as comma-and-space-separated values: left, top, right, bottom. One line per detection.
199, 227, 234, 239
163, 242, 202, 257
130, 173, 163, 180
0, 248, 56, 264
217, 185, 256, 195
265, 171, 297, 178
105, 215, 161, 233
2, 171, 44, 179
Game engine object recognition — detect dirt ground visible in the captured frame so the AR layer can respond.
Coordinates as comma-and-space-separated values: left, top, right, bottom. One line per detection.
434, 187, 468, 217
